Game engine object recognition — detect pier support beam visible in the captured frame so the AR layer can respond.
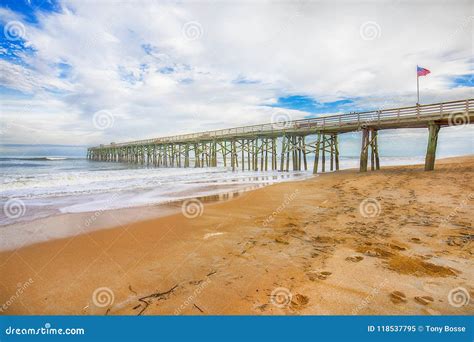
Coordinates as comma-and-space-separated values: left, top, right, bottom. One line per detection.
280, 136, 286, 172
373, 131, 380, 170
360, 129, 369, 172
312, 133, 339, 174
360, 128, 380, 172
313, 133, 321, 174
424, 122, 440, 171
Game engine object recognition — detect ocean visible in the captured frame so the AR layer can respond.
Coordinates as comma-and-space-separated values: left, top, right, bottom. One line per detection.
0, 157, 313, 226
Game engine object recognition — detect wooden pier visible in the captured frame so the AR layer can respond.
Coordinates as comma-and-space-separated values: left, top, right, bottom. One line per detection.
88, 99, 473, 173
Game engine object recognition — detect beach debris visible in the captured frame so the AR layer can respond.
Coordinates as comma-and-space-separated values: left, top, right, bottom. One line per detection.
390, 291, 407, 304
193, 303, 204, 313
203, 232, 225, 240
136, 284, 179, 316
128, 285, 137, 295
414, 296, 434, 305
206, 270, 217, 277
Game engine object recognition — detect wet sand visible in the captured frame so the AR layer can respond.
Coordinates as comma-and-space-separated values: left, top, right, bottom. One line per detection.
1, 156, 473, 315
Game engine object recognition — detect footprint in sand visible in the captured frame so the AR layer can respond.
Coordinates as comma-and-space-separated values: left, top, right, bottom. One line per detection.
275, 237, 289, 245
389, 244, 406, 251
390, 291, 407, 304
318, 271, 332, 280
365, 250, 381, 257
307, 271, 332, 281
316, 271, 332, 280
255, 303, 269, 312
414, 296, 434, 305
346, 256, 364, 262
291, 294, 309, 308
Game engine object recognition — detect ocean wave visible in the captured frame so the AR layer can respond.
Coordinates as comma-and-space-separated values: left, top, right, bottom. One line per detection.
0, 157, 72, 161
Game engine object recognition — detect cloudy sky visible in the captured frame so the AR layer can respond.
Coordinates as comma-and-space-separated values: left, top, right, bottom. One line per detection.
0, 0, 472, 148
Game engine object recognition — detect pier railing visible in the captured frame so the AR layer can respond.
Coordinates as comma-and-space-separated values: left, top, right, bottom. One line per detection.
91, 99, 472, 149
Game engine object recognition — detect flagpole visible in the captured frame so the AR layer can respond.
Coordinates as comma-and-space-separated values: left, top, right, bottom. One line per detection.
417, 74, 420, 105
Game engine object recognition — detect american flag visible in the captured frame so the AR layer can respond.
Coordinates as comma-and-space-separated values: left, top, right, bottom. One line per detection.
417, 66, 431, 77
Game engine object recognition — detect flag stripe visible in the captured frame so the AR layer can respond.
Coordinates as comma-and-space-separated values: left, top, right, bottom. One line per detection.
417, 66, 431, 77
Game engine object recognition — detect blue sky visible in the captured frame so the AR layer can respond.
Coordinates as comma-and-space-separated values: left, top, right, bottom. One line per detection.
270, 96, 357, 116
0, 0, 59, 23
0, 0, 473, 147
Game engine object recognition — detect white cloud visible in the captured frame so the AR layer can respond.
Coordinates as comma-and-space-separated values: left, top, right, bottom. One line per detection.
0, 0, 472, 146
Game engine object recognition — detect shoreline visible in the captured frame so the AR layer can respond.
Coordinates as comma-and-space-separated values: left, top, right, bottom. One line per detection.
0, 155, 472, 315
1, 154, 469, 231
0, 174, 313, 252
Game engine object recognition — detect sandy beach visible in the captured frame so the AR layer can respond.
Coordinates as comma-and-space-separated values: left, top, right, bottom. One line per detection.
1, 156, 473, 315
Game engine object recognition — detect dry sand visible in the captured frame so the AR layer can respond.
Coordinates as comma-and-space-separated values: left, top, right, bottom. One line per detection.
1, 156, 473, 315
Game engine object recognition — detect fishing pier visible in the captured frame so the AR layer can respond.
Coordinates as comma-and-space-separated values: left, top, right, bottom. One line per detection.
88, 99, 473, 173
